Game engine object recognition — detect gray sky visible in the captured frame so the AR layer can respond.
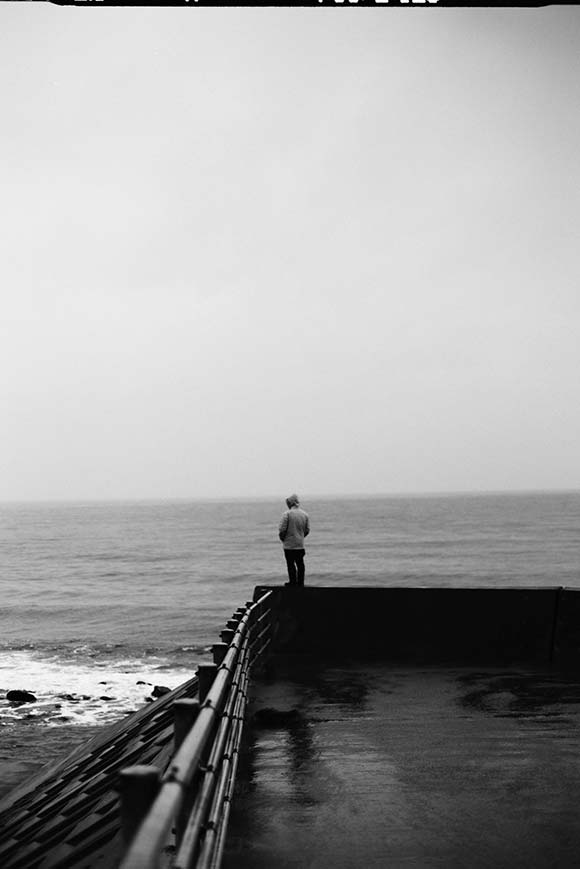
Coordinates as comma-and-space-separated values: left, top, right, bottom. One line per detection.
1, 7, 579, 501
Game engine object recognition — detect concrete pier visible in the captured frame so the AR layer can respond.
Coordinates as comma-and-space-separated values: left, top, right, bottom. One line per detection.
223, 662, 580, 868
3, 586, 580, 868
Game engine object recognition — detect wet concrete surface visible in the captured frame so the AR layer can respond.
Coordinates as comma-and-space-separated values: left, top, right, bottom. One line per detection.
223, 662, 580, 868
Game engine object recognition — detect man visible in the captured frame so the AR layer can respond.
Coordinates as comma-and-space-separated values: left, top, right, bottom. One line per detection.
278, 494, 310, 586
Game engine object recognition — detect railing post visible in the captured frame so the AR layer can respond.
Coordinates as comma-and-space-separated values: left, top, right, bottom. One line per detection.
197, 663, 218, 703
119, 765, 161, 850
220, 628, 235, 645
173, 699, 200, 752
212, 642, 229, 665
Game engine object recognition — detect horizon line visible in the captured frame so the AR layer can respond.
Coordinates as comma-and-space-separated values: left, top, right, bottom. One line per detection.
1, 486, 580, 506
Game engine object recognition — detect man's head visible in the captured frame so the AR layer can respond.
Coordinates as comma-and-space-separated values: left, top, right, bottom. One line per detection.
286, 494, 300, 508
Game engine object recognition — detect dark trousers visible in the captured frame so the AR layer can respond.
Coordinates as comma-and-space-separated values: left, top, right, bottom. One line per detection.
284, 549, 305, 586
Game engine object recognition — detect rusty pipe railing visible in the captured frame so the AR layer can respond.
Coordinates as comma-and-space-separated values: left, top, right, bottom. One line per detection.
119, 590, 274, 869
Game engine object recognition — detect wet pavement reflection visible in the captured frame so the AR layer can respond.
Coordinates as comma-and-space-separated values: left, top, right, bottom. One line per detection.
223, 664, 580, 869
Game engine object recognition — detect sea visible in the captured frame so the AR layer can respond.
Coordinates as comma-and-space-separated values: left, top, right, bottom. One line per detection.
1, 491, 579, 800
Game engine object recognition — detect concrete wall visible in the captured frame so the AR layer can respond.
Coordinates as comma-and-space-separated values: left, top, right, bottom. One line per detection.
254, 586, 580, 666
552, 588, 580, 668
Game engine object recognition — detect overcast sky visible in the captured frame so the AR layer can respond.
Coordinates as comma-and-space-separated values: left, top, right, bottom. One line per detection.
1, 6, 579, 501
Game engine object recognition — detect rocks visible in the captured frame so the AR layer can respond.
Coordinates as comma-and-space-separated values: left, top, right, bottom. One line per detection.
99, 696, 116, 701
136, 681, 152, 686
6, 690, 37, 704
151, 685, 170, 698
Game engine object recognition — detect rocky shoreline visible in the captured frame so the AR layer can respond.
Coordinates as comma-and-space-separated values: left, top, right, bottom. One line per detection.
1, 679, 173, 724
4, 681, 171, 706
0, 680, 174, 801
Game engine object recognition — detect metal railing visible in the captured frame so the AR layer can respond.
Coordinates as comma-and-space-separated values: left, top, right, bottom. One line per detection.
119, 590, 274, 869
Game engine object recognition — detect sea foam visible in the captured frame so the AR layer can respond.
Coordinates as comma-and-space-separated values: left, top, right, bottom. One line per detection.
0, 649, 196, 727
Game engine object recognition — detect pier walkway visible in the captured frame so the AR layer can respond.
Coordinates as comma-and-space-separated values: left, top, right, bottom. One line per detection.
224, 661, 580, 868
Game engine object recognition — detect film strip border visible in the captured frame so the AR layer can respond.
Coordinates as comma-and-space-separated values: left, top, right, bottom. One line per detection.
42, 0, 579, 9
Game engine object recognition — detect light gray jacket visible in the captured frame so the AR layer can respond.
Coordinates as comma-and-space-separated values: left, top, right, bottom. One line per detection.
278, 506, 310, 550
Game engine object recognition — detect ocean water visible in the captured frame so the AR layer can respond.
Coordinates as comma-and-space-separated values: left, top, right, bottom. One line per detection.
1, 492, 579, 798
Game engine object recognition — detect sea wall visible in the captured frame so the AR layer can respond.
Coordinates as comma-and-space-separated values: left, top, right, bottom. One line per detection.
253, 586, 580, 667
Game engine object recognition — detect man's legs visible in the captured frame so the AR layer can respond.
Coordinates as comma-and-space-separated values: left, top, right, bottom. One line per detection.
295, 549, 305, 586
284, 549, 297, 584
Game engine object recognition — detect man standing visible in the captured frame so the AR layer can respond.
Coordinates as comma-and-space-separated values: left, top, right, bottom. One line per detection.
278, 494, 310, 586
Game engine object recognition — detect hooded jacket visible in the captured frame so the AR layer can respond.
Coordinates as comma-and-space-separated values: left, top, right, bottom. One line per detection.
278, 505, 310, 550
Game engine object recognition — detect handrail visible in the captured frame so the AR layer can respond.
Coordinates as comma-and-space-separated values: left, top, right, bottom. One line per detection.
173, 637, 250, 869
120, 590, 274, 869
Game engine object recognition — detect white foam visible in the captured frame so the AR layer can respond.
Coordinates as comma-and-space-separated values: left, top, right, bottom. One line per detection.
0, 650, 195, 727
